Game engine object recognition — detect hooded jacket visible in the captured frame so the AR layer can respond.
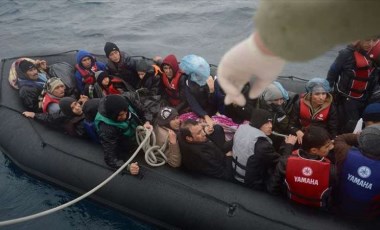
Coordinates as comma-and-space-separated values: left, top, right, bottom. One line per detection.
74, 50, 106, 94
161, 55, 188, 113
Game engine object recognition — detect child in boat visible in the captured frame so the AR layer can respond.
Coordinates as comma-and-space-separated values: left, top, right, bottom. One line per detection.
94, 70, 129, 97
267, 126, 335, 209
334, 103, 380, 219
74, 49, 106, 96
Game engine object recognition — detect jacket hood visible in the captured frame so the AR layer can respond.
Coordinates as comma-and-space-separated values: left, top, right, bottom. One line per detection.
162, 54, 179, 75
76, 50, 95, 67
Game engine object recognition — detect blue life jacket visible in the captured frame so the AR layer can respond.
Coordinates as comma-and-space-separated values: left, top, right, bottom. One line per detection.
339, 147, 380, 218
83, 119, 100, 144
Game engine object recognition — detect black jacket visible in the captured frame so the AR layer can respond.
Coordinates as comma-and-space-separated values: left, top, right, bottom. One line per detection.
327, 45, 379, 101
179, 138, 233, 181
244, 137, 294, 190
106, 52, 139, 90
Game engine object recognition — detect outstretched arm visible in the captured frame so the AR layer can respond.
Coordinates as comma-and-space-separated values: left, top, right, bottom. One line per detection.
218, 0, 379, 105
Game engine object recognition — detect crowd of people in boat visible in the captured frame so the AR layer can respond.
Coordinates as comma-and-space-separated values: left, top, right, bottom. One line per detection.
9, 39, 380, 219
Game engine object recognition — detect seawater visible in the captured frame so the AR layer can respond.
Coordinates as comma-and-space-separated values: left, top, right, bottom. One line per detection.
0, 0, 340, 229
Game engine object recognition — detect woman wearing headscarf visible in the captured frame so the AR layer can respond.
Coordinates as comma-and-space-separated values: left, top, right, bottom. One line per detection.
289, 78, 338, 144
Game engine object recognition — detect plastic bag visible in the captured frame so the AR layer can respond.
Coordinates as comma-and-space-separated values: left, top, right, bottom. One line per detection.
179, 54, 210, 86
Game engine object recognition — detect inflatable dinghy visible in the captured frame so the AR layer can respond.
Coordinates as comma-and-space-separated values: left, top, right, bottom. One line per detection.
0, 51, 378, 229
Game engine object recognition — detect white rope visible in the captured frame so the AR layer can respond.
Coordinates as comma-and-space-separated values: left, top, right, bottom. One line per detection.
135, 126, 168, 167
0, 126, 152, 227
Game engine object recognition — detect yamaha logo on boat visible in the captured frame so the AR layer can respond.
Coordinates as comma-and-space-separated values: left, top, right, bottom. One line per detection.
302, 167, 313, 177
357, 166, 371, 178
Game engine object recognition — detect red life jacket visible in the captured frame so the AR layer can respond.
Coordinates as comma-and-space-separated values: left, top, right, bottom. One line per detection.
369, 40, 380, 61
107, 78, 124, 95
348, 51, 373, 99
161, 71, 182, 106
299, 97, 330, 127
42, 93, 60, 113
75, 63, 99, 85
285, 150, 331, 207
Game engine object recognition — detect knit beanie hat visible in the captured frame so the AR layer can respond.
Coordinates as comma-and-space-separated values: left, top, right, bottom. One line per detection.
95, 71, 109, 86
156, 107, 178, 127
104, 42, 119, 58
358, 124, 380, 157
136, 59, 149, 72
362, 103, 380, 122
104, 95, 129, 121
19, 60, 36, 73
250, 109, 272, 129
46, 77, 65, 94
263, 83, 283, 103
305, 78, 331, 93
83, 98, 100, 121
59, 97, 76, 117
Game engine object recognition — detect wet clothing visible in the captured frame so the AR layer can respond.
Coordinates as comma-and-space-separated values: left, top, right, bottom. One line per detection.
289, 93, 337, 138
232, 124, 294, 190
74, 50, 106, 94
106, 51, 139, 90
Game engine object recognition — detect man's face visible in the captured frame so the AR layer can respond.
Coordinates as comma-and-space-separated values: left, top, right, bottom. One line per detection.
81, 56, 92, 69
108, 50, 120, 63
25, 67, 39, 80
260, 121, 273, 136
163, 65, 173, 79
51, 84, 66, 98
188, 124, 207, 143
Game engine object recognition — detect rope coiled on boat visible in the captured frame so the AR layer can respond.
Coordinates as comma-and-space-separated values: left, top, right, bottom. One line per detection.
136, 126, 168, 167
0, 126, 152, 227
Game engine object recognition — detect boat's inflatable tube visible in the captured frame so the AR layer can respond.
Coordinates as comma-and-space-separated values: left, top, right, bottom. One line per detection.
0, 51, 378, 230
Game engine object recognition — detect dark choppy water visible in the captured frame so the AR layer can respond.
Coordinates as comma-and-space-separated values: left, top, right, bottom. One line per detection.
0, 0, 343, 229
